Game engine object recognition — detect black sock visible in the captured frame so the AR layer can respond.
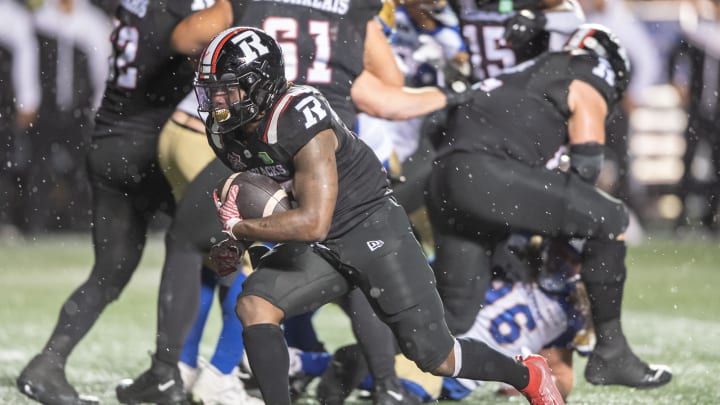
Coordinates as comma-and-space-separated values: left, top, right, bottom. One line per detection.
243, 323, 291, 405
456, 338, 529, 390
155, 239, 202, 365
593, 319, 630, 358
582, 239, 628, 351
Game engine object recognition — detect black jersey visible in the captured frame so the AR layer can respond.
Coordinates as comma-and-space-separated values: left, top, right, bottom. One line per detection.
449, 0, 549, 81
95, 0, 198, 125
436, 51, 616, 166
208, 85, 390, 239
232, 0, 382, 127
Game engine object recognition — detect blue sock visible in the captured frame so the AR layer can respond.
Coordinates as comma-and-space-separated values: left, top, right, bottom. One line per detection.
210, 272, 247, 374
299, 351, 332, 377
179, 267, 217, 368
283, 311, 320, 351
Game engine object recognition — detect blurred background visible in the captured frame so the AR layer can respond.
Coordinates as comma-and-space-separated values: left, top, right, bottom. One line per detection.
1, 0, 720, 241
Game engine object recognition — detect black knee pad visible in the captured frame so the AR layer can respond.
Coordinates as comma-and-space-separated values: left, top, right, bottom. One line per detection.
442, 294, 481, 335
389, 292, 455, 373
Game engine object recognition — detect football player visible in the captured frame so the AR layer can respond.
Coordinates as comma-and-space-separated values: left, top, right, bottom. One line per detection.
448, 0, 585, 81
118, 1, 472, 404
16, 1, 211, 405
198, 26, 564, 405
425, 24, 672, 389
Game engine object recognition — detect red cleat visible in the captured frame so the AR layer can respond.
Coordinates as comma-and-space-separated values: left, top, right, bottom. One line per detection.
518, 354, 565, 405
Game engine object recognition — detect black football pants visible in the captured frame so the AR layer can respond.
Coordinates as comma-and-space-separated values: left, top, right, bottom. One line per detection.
241, 198, 455, 372
426, 151, 629, 334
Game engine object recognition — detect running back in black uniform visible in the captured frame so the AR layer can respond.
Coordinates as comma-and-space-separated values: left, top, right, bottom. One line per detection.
119, 2, 416, 404
17, 1, 204, 404
197, 26, 565, 405
426, 25, 672, 390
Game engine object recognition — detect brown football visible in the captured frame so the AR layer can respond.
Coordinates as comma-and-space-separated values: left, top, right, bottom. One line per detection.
217, 172, 291, 218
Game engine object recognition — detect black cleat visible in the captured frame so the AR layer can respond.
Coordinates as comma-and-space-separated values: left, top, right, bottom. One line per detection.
289, 373, 316, 402
316, 344, 369, 405
116, 355, 189, 405
585, 348, 672, 389
17, 353, 99, 405
373, 376, 422, 405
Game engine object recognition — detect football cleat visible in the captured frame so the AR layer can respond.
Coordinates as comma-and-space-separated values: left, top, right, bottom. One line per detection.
17, 353, 99, 405
585, 348, 672, 389
316, 344, 368, 405
116, 355, 188, 405
518, 354, 565, 405
373, 376, 422, 405
190, 363, 264, 405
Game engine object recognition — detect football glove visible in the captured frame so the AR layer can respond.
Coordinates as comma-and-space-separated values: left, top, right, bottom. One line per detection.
213, 184, 243, 240
209, 238, 247, 276
441, 79, 473, 109
503, 9, 547, 49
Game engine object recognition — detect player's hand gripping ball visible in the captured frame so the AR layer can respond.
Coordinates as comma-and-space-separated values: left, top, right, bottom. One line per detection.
213, 171, 292, 235
210, 172, 292, 275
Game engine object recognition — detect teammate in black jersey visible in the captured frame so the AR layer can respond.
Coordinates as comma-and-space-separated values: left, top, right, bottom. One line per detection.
426, 24, 673, 390
196, 26, 564, 405
16, 2, 206, 405
448, 0, 584, 81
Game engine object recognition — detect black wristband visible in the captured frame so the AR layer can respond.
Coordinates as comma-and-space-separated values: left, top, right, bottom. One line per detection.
569, 142, 604, 184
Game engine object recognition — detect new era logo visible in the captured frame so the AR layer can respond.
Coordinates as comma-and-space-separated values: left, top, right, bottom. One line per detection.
366, 240, 384, 251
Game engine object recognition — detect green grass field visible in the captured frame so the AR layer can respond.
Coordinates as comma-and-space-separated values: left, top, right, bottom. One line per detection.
1, 232, 719, 404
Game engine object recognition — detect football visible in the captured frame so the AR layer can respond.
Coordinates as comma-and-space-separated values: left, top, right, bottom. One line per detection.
216, 171, 292, 219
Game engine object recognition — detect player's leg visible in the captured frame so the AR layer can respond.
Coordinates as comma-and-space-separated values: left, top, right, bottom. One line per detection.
333, 199, 563, 404
282, 311, 324, 400
237, 242, 351, 405
425, 154, 513, 335
116, 159, 229, 404
18, 129, 173, 405
430, 152, 670, 388
335, 289, 410, 405
564, 177, 672, 387
189, 271, 262, 404
178, 267, 218, 388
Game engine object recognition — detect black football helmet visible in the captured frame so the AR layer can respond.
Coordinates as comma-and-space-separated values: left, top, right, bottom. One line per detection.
563, 24, 631, 100
195, 27, 287, 135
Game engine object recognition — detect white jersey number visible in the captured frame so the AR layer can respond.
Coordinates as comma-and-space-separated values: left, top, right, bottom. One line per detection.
263, 17, 332, 84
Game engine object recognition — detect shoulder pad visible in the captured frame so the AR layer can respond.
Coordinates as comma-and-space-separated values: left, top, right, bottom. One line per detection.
263, 86, 330, 144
